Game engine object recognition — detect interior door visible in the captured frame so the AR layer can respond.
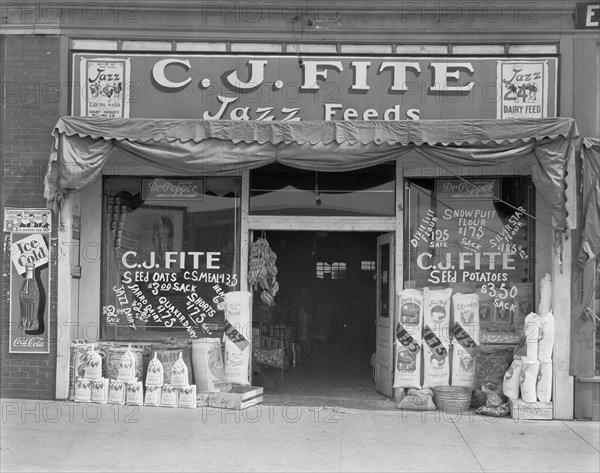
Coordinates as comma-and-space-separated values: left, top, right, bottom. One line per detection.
375, 232, 395, 397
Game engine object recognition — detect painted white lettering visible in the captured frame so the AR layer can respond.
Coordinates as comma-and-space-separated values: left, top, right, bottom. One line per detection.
152, 58, 192, 89
224, 60, 267, 90
379, 62, 421, 91
586, 5, 599, 26
301, 61, 343, 89
350, 61, 371, 90
324, 103, 343, 120
429, 62, 474, 92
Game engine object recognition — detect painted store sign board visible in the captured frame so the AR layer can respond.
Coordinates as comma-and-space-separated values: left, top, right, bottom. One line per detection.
73, 54, 557, 120
574, 3, 600, 28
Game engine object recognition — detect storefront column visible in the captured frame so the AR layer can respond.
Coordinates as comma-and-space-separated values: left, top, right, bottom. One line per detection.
54, 194, 77, 400
240, 170, 250, 294
394, 163, 404, 299
553, 228, 574, 419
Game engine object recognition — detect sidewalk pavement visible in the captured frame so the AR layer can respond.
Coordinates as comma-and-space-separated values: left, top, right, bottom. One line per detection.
1, 397, 598, 473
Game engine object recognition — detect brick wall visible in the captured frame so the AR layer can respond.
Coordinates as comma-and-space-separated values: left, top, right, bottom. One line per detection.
1, 35, 61, 400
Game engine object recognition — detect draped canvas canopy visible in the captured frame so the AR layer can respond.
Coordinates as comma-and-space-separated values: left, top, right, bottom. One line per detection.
44, 116, 579, 230
578, 137, 600, 266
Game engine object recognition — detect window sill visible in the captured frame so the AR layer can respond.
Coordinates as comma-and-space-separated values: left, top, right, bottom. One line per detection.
576, 376, 600, 383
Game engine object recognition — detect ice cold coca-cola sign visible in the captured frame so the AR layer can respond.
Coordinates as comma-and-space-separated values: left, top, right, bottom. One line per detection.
12, 337, 45, 348
9, 232, 50, 354
10, 233, 49, 275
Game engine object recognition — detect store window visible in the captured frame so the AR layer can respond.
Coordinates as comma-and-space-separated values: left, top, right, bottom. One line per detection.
404, 176, 535, 344
101, 176, 241, 341
361, 261, 376, 271
316, 261, 347, 280
249, 162, 395, 216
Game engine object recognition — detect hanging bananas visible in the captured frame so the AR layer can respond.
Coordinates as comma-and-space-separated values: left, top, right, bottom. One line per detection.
248, 237, 279, 306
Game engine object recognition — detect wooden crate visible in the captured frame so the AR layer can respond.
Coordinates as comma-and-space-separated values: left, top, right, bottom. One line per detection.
509, 398, 553, 421
201, 386, 264, 410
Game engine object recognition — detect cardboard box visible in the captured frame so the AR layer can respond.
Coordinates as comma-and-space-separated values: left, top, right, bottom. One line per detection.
509, 397, 553, 421
202, 386, 264, 410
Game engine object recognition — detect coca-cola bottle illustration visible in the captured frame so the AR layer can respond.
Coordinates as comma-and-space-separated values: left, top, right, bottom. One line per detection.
19, 263, 39, 331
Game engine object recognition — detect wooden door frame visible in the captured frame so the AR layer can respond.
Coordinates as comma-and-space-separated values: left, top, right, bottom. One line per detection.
242, 166, 405, 394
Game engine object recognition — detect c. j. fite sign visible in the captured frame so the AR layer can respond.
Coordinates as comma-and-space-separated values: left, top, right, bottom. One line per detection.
73, 54, 557, 121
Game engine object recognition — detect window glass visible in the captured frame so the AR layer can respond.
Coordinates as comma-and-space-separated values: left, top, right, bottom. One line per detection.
404, 176, 535, 344
101, 176, 241, 341
316, 261, 347, 280
250, 162, 395, 216
361, 261, 376, 271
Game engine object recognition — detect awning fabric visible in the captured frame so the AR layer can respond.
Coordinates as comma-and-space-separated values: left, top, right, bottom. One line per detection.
577, 137, 600, 266
43, 116, 579, 229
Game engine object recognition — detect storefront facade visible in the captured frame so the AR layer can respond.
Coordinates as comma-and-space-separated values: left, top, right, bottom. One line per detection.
1, 1, 599, 419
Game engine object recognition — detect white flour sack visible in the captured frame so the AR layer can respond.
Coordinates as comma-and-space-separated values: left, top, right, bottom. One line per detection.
423, 343, 450, 388
74, 378, 92, 403
397, 289, 424, 338
224, 291, 252, 332
145, 352, 164, 387
116, 344, 136, 383
451, 340, 475, 389
192, 338, 225, 392
536, 361, 552, 402
84, 345, 102, 380
452, 293, 480, 344
423, 287, 453, 344
537, 312, 555, 362
423, 326, 450, 388
524, 312, 541, 360
502, 358, 523, 400
393, 343, 422, 389
224, 335, 250, 386
171, 352, 189, 388
144, 385, 162, 407
519, 357, 540, 403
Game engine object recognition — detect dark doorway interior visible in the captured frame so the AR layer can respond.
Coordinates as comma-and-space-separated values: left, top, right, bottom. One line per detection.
253, 231, 384, 402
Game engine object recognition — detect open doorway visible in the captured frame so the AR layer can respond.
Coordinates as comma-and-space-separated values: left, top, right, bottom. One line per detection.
251, 230, 386, 402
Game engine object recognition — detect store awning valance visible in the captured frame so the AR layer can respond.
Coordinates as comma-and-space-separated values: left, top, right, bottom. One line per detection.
577, 137, 600, 266
43, 116, 579, 229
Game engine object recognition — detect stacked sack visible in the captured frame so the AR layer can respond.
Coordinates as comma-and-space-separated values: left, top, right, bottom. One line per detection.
502, 274, 554, 404
69, 340, 119, 400
393, 289, 423, 391
191, 338, 226, 393
189, 291, 253, 405
393, 287, 481, 409
73, 344, 109, 404
152, 339, 194, 387
223, 291, 252, 387
73, 343, 145, 405
107, 344, 144, 406
422, 288, 452, 389
144, 351, 197, 409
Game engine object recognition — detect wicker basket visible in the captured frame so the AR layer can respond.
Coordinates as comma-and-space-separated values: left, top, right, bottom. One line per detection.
432, 385, 472, 412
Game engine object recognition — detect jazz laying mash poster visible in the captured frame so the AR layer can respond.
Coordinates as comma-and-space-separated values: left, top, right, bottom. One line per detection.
9, 233, 51, 354
80, 57, 131, 118
497, 60, 550, 119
